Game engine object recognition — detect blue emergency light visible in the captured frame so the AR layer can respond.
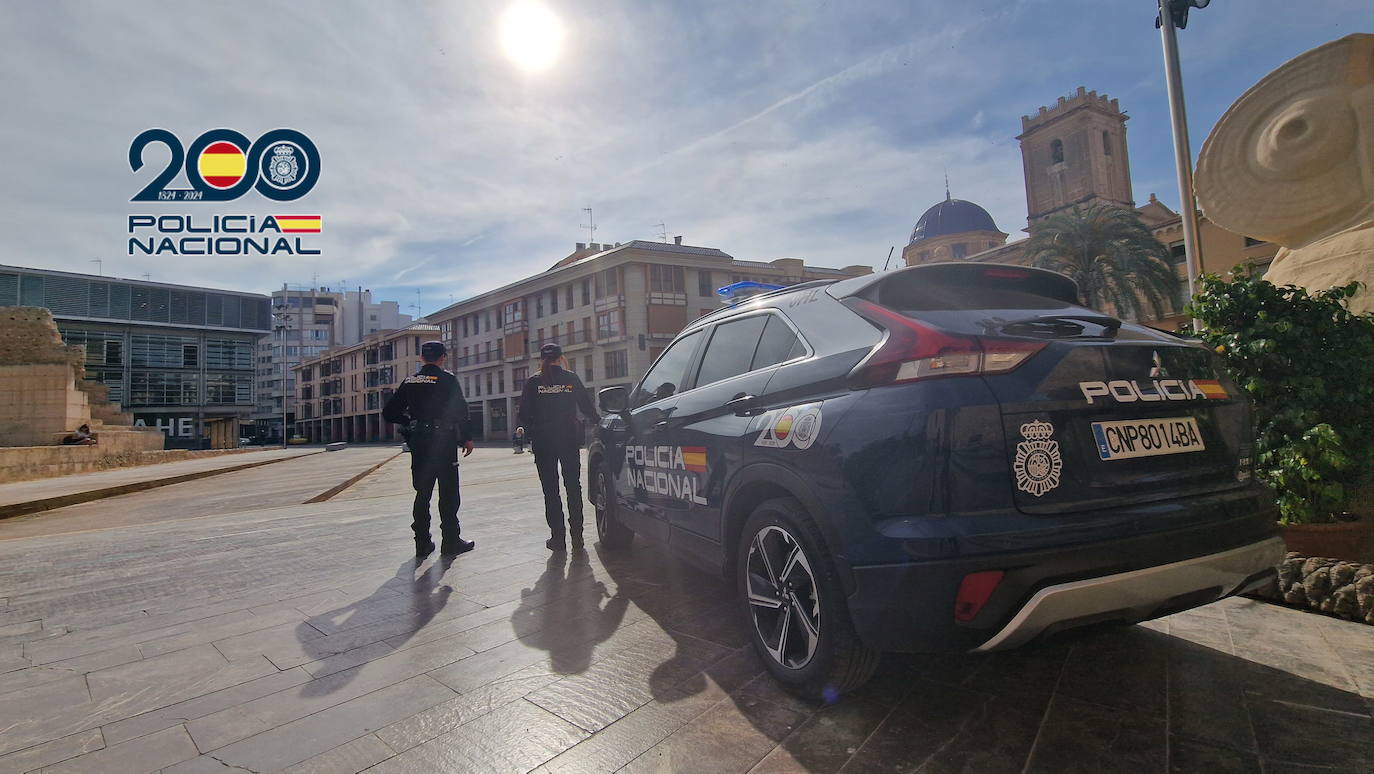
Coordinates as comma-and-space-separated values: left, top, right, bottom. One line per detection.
716, 281, 785, 304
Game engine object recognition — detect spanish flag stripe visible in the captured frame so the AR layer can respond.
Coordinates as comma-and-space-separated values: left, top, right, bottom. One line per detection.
199, 152, 246, 178
275, 216, 322, 233
1193, 379, 1227, 398
682, 446, 707, 472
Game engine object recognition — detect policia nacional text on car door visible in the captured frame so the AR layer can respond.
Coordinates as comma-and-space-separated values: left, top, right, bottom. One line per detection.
587, 264, 1283, 700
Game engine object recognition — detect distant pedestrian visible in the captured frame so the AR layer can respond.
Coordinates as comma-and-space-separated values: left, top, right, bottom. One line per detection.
382, 341, 475, 558
61, 424, 97, 445
512, 425, 526, 454
518, 343, 600, 551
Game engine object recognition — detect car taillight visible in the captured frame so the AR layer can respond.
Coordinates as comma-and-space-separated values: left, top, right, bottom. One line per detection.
846, 299, 1046, 389
954, 570, 1004, 622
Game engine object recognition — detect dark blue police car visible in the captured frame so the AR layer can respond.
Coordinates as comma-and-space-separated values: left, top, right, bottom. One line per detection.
587, 263, 1283, 698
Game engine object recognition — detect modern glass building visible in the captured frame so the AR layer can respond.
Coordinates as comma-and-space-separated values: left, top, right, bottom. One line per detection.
0, 264, 270, 448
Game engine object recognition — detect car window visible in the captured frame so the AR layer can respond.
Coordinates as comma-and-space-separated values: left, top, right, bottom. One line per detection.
695, 314, 769, 389
751, 314, 806, 370
630, 330, 700, 409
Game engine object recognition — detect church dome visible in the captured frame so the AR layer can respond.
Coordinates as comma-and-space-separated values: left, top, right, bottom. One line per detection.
909, 198, 999, 244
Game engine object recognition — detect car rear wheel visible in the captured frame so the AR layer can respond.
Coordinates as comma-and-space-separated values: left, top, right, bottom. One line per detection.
737, 497, 879, 699
593, 462, 633, 550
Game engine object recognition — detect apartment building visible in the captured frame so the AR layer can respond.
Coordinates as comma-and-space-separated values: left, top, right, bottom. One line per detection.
1, 264, 269, 448
255, 287, 413, 442
426, 239, 871, 441
292, 322, 438, 444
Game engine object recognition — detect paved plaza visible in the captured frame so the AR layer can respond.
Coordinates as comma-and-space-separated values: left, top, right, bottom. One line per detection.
1, 447, 1371, 773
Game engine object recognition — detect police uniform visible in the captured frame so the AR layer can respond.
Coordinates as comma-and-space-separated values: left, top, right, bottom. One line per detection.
382, 343, 474, 557
518, 344, 599, 549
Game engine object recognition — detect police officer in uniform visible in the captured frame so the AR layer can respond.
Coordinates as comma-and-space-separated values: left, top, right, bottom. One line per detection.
517, 343, 600, 550
382, 341, 475, 558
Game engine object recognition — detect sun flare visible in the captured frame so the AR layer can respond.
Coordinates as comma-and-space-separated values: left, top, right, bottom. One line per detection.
500, 1, 564, 73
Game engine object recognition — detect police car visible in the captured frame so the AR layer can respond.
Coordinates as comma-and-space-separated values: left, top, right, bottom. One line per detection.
587, 263, 1283, 698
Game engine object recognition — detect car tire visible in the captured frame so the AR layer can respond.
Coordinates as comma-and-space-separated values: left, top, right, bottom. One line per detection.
737, 497, 879, 700
592, 460, 633, 550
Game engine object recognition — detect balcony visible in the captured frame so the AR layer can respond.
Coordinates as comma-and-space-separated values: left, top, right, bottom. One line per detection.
543, 329, 592, 352
454, 350, 503, 369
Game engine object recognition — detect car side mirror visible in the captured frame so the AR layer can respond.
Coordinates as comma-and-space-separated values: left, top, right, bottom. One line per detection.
599, 386, 628, 413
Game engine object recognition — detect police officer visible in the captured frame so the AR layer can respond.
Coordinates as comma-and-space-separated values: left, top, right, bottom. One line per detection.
517, 343, 599, 550
382, 341, 475, 558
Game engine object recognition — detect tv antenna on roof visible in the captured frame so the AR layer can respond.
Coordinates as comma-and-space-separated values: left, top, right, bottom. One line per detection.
581, 207, 597, 243
653, 222, 668, 242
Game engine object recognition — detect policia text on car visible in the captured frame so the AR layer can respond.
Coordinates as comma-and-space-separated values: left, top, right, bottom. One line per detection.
382, 341, 475, 558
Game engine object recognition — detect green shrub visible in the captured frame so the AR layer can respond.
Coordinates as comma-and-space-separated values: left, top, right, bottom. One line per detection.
1184, 272, 1374, 524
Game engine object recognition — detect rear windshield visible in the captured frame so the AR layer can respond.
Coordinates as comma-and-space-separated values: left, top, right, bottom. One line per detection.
871, 265, 1080, 311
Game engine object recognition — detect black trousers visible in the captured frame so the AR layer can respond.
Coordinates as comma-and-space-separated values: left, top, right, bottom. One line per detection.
533, 439, 583, 537
409, 434, 461, 545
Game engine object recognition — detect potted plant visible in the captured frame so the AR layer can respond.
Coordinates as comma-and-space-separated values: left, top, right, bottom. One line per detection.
1186, 274, 1374, 561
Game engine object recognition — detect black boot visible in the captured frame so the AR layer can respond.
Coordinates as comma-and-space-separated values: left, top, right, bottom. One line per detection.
546, 534, 567, 552
441, 537, 475, 557
415, 537, 436, 557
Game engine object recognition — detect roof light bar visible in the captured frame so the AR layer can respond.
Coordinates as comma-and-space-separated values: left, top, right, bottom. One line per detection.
716, 281, 785, 304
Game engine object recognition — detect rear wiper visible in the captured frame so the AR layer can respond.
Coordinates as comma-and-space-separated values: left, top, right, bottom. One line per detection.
996, 313, 1121, 339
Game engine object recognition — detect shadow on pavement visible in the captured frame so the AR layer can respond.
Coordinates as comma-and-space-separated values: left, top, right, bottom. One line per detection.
510, 548, 629, 674
295, 556, 454, 697
590, 538, 1374, 772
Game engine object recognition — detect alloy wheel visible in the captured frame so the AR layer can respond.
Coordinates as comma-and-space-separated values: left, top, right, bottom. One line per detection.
746, 524, 821, 669
594, 468, 610, 536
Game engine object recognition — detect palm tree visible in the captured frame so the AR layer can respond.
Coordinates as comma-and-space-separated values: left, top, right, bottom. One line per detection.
1025, 204, 1179, 320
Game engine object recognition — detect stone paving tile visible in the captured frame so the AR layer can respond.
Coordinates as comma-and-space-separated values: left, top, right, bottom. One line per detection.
100, 666, 313, 746
621, 691, 805, 774
185, 632, 479, 752
1024, 694, 1166, 774
1167, 734, 1262, 773
837, 678, 993, 774
368, 698, 589, 774
750, 696, 891, 774
1054, 626, 1169, 718
526, 631, 732, 733
40, 725, 198, 774
0, 728, 103, 774
4, 450, 1374, 773
543, 678, 738, 773
279, 734, 396, 774
1246, 693, 1374, 770
376, 669, 562, 753
168, 675, 454, 773
0, 645, 141, 698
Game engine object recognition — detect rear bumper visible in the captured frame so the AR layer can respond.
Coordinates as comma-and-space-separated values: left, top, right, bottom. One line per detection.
846, 503, 1280, 652
973, 536, 1283, 651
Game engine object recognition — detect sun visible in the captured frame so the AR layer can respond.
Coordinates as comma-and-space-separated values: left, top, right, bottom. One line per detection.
500, 1, 565, 73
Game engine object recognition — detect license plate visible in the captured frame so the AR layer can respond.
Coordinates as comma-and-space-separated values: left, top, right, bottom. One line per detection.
1092, 417, 1204, 461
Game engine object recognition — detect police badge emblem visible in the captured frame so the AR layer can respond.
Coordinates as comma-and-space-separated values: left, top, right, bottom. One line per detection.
1013, 420, 1062, 496
268, 143, 300, 186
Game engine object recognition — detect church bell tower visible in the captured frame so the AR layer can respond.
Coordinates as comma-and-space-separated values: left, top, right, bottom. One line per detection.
1018, 87, 1134, 228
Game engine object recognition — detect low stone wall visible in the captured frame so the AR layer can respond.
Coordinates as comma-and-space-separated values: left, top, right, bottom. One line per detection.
1257, 553, 1374, 625
0, 429, 169, 483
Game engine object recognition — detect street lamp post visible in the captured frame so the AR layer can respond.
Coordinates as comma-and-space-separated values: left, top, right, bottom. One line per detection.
274, 308, 292, 449
1157, 0, 1207, 314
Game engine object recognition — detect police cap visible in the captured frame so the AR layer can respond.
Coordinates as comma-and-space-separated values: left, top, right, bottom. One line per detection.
420, 341, 447, 361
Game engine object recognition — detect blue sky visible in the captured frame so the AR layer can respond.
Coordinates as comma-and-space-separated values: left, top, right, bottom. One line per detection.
0, 1, 1363, 314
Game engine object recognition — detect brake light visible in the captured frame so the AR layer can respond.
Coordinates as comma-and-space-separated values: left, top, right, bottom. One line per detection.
847, 299, 1046, 388
954, 570, 1004, 622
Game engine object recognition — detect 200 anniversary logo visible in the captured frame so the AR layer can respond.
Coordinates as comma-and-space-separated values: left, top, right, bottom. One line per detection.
127, 128, 322, 257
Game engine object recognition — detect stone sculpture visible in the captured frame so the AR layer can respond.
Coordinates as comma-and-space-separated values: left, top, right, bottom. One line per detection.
1196, 34, 1374, 312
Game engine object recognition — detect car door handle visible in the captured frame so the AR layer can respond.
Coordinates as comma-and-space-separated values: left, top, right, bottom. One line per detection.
725, 394, 766, 417
654, 420, 670, 430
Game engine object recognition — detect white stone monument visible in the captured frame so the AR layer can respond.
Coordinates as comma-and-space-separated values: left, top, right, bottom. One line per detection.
1196, 34, 1374, 312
